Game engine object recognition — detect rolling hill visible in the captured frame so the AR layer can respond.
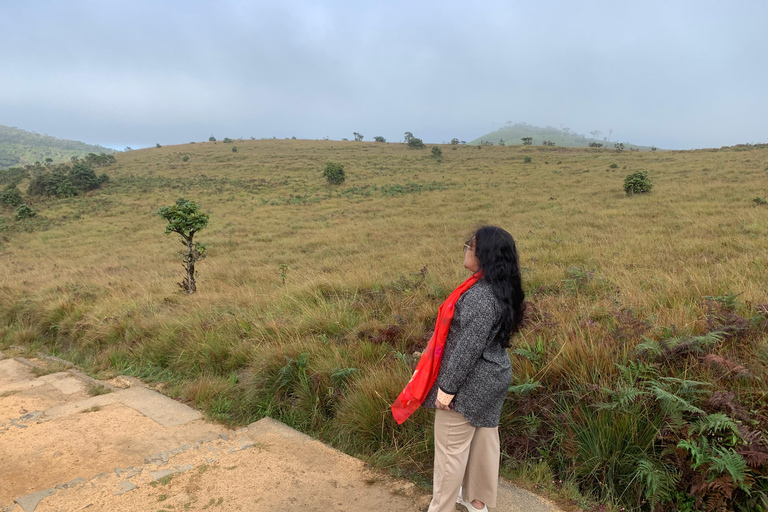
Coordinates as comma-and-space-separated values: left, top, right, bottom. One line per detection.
0, 124, 114, 168
471, 122, 657, 150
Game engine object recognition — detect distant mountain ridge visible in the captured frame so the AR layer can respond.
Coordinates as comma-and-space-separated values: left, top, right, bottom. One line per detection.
0, 125, 114, 168
470, 123, 657, 151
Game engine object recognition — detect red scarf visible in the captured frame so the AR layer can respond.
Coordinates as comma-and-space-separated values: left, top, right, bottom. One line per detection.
390, 272, 482, 424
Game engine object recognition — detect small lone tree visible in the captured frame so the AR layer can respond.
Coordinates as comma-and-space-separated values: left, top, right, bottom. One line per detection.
431, 146, 442, 157
353, 132, 364, 141
623, 171, 653, 195
157, 198, 210, 294
323, 162, 345, 185
450, 138, 459, 145
209, 136, 216, 142
521, 137, 533, 145
373, 136, 386, 142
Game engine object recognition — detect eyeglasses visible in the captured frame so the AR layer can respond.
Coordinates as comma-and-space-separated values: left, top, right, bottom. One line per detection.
463, 240, 475, 252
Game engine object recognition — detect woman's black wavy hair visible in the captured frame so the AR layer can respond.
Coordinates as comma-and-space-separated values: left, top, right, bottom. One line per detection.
471, 225, 525, 348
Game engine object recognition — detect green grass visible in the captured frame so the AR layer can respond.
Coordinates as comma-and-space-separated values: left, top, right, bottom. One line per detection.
1, 139, 767, 511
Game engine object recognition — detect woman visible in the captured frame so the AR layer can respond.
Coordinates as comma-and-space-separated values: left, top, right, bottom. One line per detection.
422, 226, 525, 512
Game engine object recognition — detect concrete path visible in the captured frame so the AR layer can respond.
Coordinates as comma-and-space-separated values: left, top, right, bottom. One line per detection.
0, 352, 563, 512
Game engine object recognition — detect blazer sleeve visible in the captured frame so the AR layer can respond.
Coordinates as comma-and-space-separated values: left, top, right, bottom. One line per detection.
436, 290, 497, 395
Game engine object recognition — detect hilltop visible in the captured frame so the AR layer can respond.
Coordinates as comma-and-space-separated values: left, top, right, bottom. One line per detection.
0, 125, 114, 168
470, 122, 657, 150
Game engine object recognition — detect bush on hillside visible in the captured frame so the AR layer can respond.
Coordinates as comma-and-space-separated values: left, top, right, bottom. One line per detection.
451, 138, 459, 145
209, 136, 216, 142
0, 167, 29, 186
521, 137, 533, 145
15, 203, 36, 220
624, 171, 653, 195
1, 184, 23, 207
524, 156, 532, 163
373, 136, 386, 143
407, 138, 425, 149
223, 138, 234, 143
323, 162, 345, 185
28, 162, 108, 198
431, 146, 442, 158
83, 152, 116, 167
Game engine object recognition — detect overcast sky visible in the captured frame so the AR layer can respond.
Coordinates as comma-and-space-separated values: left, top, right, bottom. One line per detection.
1, 0, 765, 150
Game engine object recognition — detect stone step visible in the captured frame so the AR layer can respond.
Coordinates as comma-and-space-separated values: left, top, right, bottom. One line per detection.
7, 417, 430, 512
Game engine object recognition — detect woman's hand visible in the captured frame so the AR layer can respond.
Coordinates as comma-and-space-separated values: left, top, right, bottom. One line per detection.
435, 398, 452, 410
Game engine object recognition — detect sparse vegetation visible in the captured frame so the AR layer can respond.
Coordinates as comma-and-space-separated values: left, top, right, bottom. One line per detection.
1, 139, 767, 511
373, 136, 386, 143
524, 156, 532, 163
431, 146, 442, 158
521, 137, 533, 146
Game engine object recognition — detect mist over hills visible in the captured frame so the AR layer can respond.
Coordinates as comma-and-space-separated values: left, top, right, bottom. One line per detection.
0, 125, 114, 168
470, 123, 657, 150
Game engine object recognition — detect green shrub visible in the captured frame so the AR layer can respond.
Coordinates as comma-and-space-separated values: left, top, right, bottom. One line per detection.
209, 136, 216, 142
521, 137, 533, 145
524, 156, 532, 163
182, 155, 190, 162
223, 138, 234, 143
27, 163, 108, 198
431, 146, 442, 158
323, 162, 345, 185
407, 137, 425, 149
373, 136, 386, 143
68, 162, 107, 192
232, 146, 238, 153
624, 171, 653, 195
754, 197, 767, 205
15, 204, 36, 220
156, 143, 162, 148
0, 167, 29, 186
450, 138, 459, 145
610, 163, 618, 169
1, 185, 23, 207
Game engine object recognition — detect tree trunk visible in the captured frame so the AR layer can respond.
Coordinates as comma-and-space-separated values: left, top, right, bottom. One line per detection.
186, 237, 196, 294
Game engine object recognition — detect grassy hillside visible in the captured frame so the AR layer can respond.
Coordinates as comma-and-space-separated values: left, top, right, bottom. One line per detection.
1, 140, 768, 510
0, 125, 114, 168
471, 122, 656, 150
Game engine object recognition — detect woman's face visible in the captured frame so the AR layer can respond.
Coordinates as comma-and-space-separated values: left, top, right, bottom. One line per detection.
463, 237, 480, 273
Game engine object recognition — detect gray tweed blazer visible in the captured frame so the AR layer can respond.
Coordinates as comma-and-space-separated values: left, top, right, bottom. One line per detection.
423, 279, 512, 428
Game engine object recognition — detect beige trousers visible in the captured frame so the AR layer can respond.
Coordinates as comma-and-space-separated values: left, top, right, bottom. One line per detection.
428, 409, 500, 512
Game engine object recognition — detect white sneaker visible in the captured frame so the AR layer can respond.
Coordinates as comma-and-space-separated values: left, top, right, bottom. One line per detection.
456, 488, 488, 512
